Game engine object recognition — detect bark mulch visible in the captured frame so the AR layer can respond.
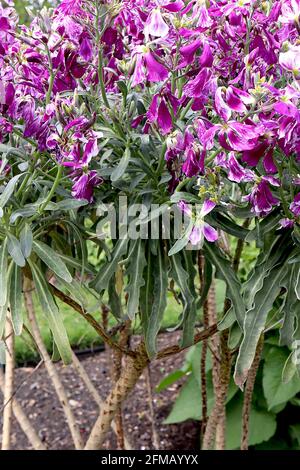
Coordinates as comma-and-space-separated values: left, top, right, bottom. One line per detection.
0, 332, 199, 450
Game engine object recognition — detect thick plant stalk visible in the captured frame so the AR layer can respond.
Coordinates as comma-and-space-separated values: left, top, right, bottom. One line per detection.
112, 320, 131, 450
202, 329, 231, 450
71, 350, 102, 408
2, 318, 15, 450
24, 284, 84, 450
145, 364, 160, 450
71, 350, 132, 450
0, 369, 46, 450
85, 342, 149, 450
241, 335, 264, 451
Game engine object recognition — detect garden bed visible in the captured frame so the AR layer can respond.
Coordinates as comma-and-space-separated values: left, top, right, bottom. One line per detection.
0, 332, 199, 450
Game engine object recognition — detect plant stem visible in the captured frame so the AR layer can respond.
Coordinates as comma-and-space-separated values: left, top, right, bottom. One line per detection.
1, 318, 15, 450
0, 369, 46, 450
24, 280, 84, 450
241, 334, 264, 451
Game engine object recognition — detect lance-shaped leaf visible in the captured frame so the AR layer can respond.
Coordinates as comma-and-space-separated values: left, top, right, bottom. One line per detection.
125, 239, 147, 319
170, 253, 196, 348
9, 263, 23, 336
145, 246, 168, 358
91, 237, 128, 293
204, 243, 245, 328
0, 238, 8, 307
20, 223, 33, 258
108, 275, 123, 319
234, 263, 288, 388
280, 264, 298, 347
0, 173, 24, 217
111, 147, 131, 182
32, 240, 72, 283
7, 233, 26, 267
0, 303, 8, 340
29, 261, 72, 364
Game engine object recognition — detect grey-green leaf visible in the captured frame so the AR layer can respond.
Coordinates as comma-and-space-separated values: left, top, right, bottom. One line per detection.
20, 223, 33, 259
145, 246, 167, 358
235, 264, 288, 388
29, 261, 72, 364
0, 174, 23, 215
0, 238, 8, 307
91, 238, 128, 293
9, 263, 23, 336
125, 239, 147, 319
111, 148, 131, 182
7, 233, 26, 267
32, 240, 72, 283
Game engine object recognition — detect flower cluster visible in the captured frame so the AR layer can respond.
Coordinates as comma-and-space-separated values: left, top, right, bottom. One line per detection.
1, 0, 300, 239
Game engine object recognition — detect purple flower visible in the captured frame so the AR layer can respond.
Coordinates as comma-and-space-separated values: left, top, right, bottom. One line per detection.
279, 45, 300, 76
145, 8, 169, 39
290, 193, 300, 217
244, 176, 280, 216
179, 39, 202, 68
279, 218, 294, 228
71, 170, 102, 203
178, 199, 218, 246
132, 50, 169, 86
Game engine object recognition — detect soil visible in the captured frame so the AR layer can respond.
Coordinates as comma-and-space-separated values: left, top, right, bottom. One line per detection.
0, 332, 200, 450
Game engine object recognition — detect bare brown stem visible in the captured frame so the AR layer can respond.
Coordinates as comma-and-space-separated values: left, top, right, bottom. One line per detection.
24, 281, 84, 450
241, 334, 264, 451
85, 342, 149, 450
0, 369, 46, 450
2, 318, 15, 450
145, 364, 160, 450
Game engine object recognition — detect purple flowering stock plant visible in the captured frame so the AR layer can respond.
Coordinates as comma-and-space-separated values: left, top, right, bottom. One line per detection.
1, 0, 300, 451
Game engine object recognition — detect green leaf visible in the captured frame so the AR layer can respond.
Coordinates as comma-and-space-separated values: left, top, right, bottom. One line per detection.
0, 303, 7, 340
156, 369, 190, 393
145, 245, 168, 358
280, 264, 298, 347
168, 219, 194, 256
9, 263, 23, 336
125, 239, 147, 319
108, 275, 123, 319
29, 260, 72, 364
225, 394, 276, 449
263, 347, 300, 410
91, 238, 128, 293
282, 351, 297, 384
0, 174, 23, 216
204, 243, 245, 328
0, 238, 8, 307
7, 233, 26, 267
32, 240, 72, 283
235, 264, 288, 388
111, 147, 131, 182
170, 253, 196, 348
20, 223, 33, 259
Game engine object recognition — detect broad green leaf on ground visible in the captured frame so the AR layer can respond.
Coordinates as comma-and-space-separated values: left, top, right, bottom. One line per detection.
263, 347, 300, 410
164, 371, 238, 424
225, 394, 276, 449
